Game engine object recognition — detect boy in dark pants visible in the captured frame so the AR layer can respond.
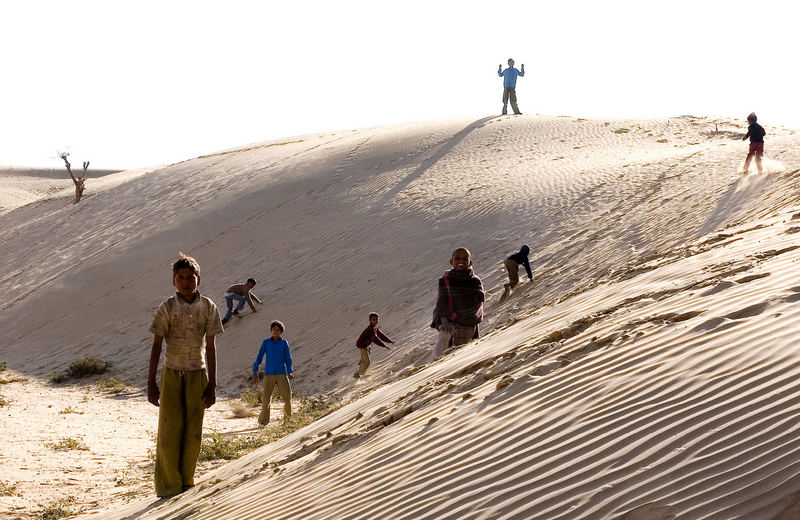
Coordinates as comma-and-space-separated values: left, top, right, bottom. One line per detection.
147, 253, 223, 497
431, 248, 485, 358
742, 112, 766, 175
354, 312, 394, 379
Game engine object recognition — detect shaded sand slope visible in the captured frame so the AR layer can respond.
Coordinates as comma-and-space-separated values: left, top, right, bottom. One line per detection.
2, 116, 799, 400
87, 207, 800, 519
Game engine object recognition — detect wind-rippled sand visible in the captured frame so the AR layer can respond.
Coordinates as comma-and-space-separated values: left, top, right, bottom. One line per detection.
3, 115, 800, 519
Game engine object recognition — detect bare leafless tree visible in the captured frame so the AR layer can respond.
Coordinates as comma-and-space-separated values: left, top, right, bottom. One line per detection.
58, 152, 87, 203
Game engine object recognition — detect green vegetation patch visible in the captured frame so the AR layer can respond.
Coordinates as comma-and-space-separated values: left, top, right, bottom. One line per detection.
66, 357, 110, 378
38, 497, 76, 520
199, 395, 338, 461
46, 437, 89, 451
0, 480, 17, 496
96, 376, 126, 394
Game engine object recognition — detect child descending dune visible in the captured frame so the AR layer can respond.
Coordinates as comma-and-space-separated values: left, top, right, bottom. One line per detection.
354, 312, 394, 379
742, 112, 766, 175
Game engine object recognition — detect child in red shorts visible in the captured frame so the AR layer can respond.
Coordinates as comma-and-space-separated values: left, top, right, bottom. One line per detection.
742, 112, 766, 175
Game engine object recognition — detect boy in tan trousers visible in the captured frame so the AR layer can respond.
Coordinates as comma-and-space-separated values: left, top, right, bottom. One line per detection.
251, 320, 294, 425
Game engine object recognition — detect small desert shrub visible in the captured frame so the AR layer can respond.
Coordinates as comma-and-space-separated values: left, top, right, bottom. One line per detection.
38, 497, 75, 520
114, 468, 138, 487
0, 394, 8, 407
66, 356, 109, 379
0, 361, 6, 372
49, 372, 68, 384
0, 480, 17, 496
239, 386, 263, 407
96, 376, 126, 394
59, 406, 82, 415
46, 437, 89, 451
613, 127, 630, 134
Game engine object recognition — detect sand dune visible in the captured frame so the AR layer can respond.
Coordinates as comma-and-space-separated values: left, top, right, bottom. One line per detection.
3, 115, 800, 519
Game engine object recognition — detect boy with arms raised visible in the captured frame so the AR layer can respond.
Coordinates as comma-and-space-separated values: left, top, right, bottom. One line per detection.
147, 253, 223, 497
431, 248, 485, 358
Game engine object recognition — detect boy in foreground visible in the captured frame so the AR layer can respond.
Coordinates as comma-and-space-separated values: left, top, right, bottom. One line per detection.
354, 312, 394, 379
431, 248, 485, 358
147, 253, 223, 497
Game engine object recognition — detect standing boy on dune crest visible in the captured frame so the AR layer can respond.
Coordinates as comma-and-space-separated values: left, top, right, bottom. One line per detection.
147, 253, 223, 498
498, 58, 525, 115
431, 248, 485, 358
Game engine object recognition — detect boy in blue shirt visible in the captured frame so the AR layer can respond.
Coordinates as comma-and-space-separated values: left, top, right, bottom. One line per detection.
251, 320, 293, 425
497, 58, 525, 115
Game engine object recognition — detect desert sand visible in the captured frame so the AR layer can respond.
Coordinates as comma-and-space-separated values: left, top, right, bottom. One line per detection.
2, 114, 800, 519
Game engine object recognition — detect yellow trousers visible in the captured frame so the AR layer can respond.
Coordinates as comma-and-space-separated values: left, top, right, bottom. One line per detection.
154, 367, 207, 497
259, 374, 292, 424
358, 347, 371, 376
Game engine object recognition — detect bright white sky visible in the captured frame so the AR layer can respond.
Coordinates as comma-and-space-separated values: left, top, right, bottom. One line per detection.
2, 0, 798, 169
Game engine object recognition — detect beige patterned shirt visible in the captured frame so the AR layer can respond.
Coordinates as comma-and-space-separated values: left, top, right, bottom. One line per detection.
149, 291, 224, 371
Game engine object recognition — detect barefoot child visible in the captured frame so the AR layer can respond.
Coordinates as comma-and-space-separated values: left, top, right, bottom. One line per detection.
742, 112, 766, 175
431, 247, 485, 358
251, 320, 294, 425
147, 253, 223, 497
354, 312, 394, 379
222, 278, 262, 324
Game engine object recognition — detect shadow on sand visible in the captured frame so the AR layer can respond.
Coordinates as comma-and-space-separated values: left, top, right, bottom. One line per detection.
377, 116, 497, 207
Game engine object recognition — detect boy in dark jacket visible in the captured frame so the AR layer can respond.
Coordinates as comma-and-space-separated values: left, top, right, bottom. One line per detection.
431, 247, 485, 358
504, 244, 533, 291
742, 112, 766, 175
354, 312, 394, 379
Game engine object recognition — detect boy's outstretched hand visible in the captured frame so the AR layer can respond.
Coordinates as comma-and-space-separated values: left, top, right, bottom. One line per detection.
202, 383, 216, 408
147, 381, 160, 406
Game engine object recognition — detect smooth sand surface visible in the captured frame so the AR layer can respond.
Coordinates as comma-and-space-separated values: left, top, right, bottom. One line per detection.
3, 115, 800, 519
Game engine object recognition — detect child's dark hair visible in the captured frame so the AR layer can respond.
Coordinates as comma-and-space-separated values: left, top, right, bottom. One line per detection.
451, 247, 471, 259
369, 312, 379, 320
747, 112, 757, 123
247, 277, 257, 285
270, 320, 285, 333
172, 252, 200, 276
